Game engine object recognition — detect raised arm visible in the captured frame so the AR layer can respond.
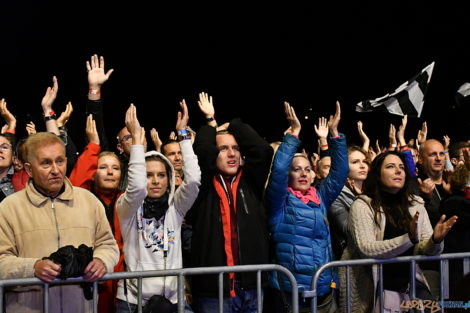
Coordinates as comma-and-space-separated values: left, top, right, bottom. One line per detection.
318, 101, 349, 210
69, 114, 101, 189
315, 116, 329, 153
41, 76, 60, 135
265, 102, 302, 222
388, 124, 397, 151
173, 99, 201, 216
0, 99, 16, 133
150, 128, 162, 152
357, 121, 370, 152
86, 54, 114, 150
198, 91, 217, 127
116, 104, 147, 222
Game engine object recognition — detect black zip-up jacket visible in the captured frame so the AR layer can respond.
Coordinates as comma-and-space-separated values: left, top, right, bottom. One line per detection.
187, 118, 273, 297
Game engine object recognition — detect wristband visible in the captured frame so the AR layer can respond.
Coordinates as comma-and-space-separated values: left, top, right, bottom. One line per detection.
44, 114, 57, 122
44, 110, 55, 117
177, 129, 188, 136
206, 116, 215, 122
389, 144, 397, 148
320, 144, 328, 148
178, 135, 191, 141
88, 89, 100, 95
4, 129, 15, 134
444, 150, 449, 154
400, 145, 409, 151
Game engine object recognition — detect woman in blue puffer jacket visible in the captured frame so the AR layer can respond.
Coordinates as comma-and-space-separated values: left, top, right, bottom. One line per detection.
265, 101, 348, 313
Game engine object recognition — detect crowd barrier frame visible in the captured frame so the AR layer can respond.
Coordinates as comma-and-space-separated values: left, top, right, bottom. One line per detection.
306, 252, 470, 313
0, 264, 298, 313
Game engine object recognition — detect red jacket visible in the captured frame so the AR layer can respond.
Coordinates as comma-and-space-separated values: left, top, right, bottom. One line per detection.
70, 142, 124, 313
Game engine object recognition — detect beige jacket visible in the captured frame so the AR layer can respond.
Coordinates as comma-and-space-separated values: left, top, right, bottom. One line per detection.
338, 195, 443, 313
0, 178, 119, 313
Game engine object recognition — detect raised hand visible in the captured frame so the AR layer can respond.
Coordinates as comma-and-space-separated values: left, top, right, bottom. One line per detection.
86, 54, 114, 90
417, 121, 427, 145
41, 76, 59, 113
57, 102, 74, 128
26, 121, 36, 135
314, 117, 329, 140
432, 214, 458, 243
198, 91, 215, 120
124, 104, 142, 145
388, 124, 397, 150
443, 135, 451, 151
357, 121, 370, 152
176, 99, 189, 131
284, 101, 301, 136
397, 115, 408, 147
0, 99, 16, 131
85, 114, 99, 145
327, 101, 341, 137
150, 128, 162, 152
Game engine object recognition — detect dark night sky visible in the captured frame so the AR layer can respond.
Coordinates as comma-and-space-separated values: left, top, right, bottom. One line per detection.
1, 1, 469, 152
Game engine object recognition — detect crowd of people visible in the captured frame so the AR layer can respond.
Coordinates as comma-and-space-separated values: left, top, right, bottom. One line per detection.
0, 55, 468, 313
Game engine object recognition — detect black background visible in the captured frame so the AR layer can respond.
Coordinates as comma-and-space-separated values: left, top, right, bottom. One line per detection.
1, 1, 469, 152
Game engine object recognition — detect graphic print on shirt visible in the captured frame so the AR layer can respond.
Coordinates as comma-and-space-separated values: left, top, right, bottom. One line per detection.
137, 214, 175, 253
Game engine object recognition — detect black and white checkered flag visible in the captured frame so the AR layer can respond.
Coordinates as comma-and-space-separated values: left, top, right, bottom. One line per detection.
356, 62, 435, 117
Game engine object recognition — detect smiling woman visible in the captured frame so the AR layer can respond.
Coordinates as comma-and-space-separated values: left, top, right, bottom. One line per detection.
338, 151, 458, 313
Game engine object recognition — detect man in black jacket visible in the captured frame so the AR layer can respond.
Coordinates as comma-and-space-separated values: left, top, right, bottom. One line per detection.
188, 117, 273, 313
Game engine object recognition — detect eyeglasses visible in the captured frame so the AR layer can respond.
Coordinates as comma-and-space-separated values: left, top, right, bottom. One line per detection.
0, 144, 12, 151
119, 135, 132, 144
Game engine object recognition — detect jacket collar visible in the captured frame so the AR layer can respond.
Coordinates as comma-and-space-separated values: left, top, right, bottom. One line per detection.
26, 177, 74, 206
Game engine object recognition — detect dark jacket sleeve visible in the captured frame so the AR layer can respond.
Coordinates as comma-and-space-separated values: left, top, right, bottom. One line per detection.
227, 118, 273, 197
86, 99, 109, 151
193, 124, 219, 187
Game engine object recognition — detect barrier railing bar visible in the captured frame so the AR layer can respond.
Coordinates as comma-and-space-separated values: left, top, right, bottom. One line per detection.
178, 273, 185, 313
44, 283, 49, 313
0, 264, 298, 313
309, 253, 470, 313
218, 272, 223, 313
257, 270, 262, 313
93, 281, 98, 313
346, 266, 351, 313
378, 264, 383, 313
410, 260, 416, 299
137, 277, 142, 313
464, 258, 470, 276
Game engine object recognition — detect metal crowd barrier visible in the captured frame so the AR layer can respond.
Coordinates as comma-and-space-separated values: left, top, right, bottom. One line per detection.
305, 252, 470, 313
0, 264, 298, 313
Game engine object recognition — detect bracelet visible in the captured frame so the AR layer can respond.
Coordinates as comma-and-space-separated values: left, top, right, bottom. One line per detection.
444, 150, 449, 154
44, 110, 55, 116
400, 145, 409, 151
206, 116, 215, 122
320, 144, 328, 148
178, 135, 191, 141
177, 129, 188, 136
4, 129, 15, 134
389, 143, 397, 148
44, 114, 57, 122
88, 89, 100, 95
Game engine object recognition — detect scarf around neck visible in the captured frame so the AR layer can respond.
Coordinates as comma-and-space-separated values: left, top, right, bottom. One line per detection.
288, 186, 320, 205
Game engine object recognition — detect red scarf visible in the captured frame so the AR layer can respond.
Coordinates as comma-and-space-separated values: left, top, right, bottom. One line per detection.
288, 186, 320, 205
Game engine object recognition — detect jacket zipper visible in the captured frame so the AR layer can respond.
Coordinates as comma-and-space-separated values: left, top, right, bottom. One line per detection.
239, 189, 249, 214
51, 199, 64, 313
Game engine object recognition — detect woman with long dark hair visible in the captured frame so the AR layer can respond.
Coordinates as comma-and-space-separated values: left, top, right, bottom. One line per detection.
339, 151, 457, 313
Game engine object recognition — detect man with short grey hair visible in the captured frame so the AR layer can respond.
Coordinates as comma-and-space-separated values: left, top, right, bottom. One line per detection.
0, 132, 118, 313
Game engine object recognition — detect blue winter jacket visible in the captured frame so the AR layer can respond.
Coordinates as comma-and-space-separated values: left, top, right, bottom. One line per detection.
266, 133, 348, 296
